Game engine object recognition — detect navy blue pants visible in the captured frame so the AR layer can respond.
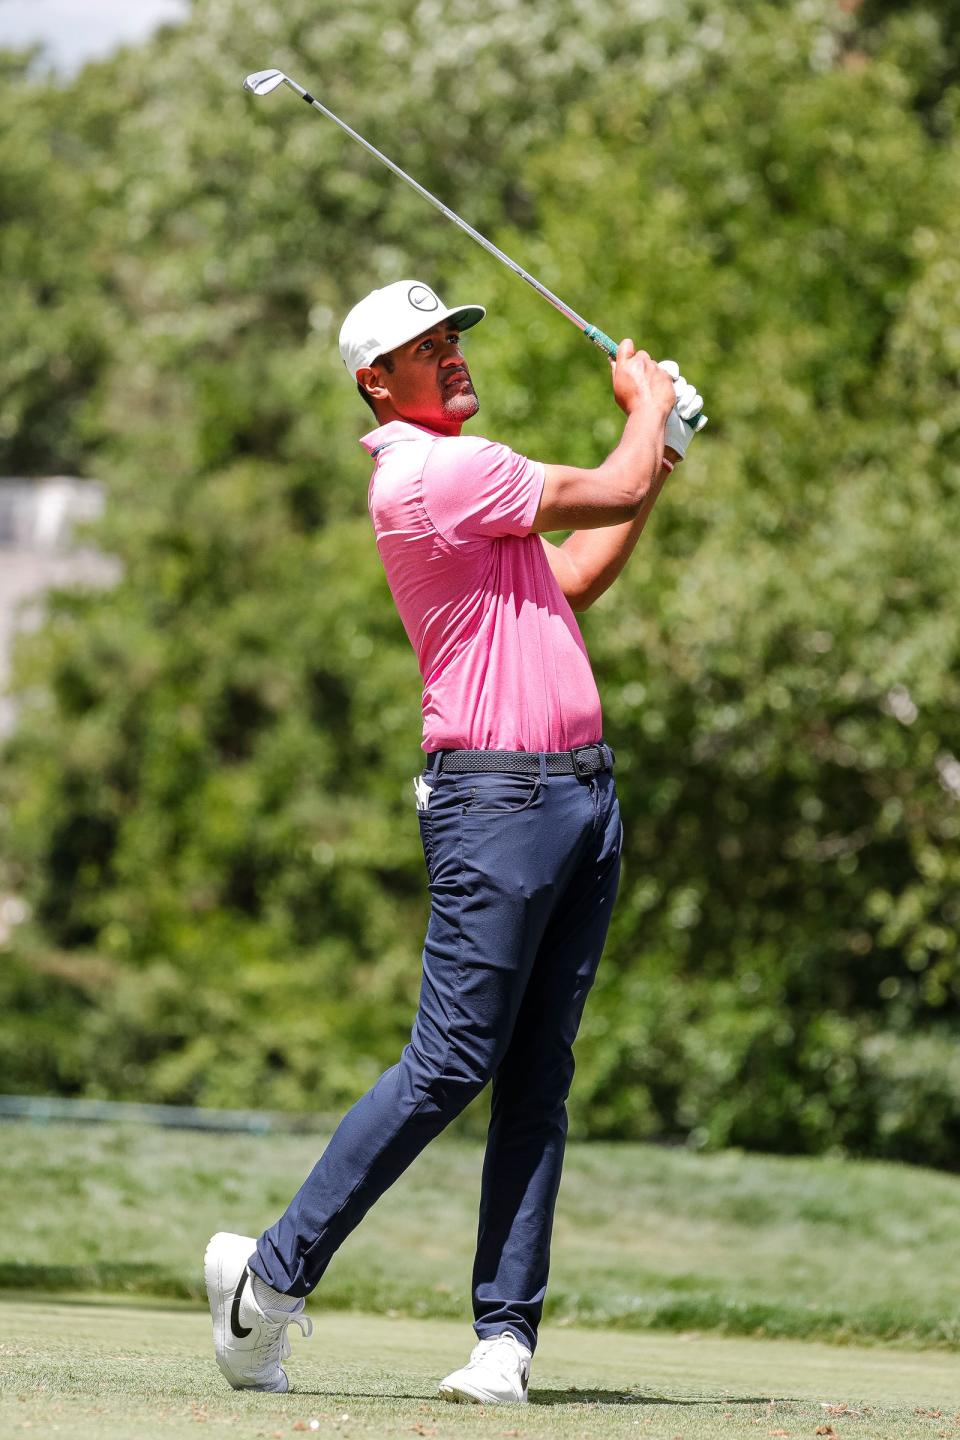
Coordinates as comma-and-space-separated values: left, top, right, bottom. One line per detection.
251, 752, 623, 1352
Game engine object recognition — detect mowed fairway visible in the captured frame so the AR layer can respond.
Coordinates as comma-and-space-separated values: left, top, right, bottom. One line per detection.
4, 1299, 960, 1440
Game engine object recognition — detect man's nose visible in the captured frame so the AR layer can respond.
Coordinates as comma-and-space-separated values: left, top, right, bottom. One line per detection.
440, 342, 465, 365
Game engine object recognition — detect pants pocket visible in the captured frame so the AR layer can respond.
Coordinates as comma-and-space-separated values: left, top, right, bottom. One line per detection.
417, 810, 435, 881
463, 773, 543, 814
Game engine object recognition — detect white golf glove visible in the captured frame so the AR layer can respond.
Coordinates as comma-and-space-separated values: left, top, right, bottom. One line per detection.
658, 359, 707, 459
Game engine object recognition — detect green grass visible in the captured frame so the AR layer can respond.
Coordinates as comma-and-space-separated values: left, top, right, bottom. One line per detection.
3, 1120, 960, 1347
4, 1300, 960, 1440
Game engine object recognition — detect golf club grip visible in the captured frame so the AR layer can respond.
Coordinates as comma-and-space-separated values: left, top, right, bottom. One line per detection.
584, 325, 619, 359
586, 325, 708, 428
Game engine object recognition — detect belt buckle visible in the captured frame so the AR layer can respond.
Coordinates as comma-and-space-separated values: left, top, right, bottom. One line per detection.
571, 744, 598, 780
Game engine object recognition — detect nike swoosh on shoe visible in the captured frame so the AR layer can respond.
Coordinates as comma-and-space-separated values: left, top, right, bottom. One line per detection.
230, 1270, 253, 1338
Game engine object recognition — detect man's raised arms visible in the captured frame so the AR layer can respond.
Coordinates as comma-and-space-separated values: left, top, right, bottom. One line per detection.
531, 340, 676, 534
533, 342, 707, 610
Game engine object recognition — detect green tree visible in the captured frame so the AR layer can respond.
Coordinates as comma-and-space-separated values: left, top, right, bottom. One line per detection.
2, 0, 959, 1163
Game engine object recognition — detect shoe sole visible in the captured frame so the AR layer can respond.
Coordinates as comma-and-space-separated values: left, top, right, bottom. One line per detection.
438, 1382, 528, 1405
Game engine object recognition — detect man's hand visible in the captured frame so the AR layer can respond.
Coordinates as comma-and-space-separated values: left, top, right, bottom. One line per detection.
658, 359, 707, 460
611, 339, 677, 420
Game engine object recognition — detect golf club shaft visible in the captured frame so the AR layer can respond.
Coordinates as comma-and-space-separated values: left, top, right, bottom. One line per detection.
273, 73, 619, 360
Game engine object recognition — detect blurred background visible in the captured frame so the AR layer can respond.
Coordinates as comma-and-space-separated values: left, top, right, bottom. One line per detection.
1, 0, 958, 1168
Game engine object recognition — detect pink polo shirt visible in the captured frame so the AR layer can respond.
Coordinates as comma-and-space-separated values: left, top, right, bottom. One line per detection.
362, 419, 603, 753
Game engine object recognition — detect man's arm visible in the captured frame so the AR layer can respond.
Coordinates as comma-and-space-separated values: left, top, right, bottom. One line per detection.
536, 356, 706, 611
529, 341, 676, 536
539, 448, 678, 612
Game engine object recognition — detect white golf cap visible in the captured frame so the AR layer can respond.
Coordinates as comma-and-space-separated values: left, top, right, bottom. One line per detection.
338, 279, 485, 376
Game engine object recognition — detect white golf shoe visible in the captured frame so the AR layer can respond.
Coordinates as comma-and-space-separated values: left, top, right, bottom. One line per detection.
204, 1231, 312, 1392
438, 1331, 532, 1404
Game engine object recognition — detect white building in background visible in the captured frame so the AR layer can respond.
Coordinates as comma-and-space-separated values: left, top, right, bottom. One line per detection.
0, 477, 120, 739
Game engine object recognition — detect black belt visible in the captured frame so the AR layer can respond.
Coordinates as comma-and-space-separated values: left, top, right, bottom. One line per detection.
430, 742, 615, 780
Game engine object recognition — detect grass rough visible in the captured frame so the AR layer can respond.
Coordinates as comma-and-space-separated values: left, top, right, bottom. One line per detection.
2, 1120, 960, 1348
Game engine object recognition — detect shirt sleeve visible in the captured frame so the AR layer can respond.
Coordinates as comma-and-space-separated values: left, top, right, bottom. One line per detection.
420, 435, 544, 543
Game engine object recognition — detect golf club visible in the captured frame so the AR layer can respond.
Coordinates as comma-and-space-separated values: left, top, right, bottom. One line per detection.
242, 67, 619, 363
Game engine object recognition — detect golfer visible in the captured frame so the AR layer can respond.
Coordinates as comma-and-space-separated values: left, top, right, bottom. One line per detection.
205, 280, 705, 1403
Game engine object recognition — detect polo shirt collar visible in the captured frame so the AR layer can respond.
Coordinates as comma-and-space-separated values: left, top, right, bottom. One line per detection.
360, 420, 445, 457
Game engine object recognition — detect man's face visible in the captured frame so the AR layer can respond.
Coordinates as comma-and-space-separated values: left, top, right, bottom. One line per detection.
358, 321, 479, 435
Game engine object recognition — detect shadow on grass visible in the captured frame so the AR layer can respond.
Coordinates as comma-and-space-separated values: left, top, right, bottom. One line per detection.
531, 1390, 783, 1407
296, 1388, 782, 1407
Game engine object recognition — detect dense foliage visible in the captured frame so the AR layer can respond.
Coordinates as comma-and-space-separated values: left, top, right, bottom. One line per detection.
2, 0, 959, 1164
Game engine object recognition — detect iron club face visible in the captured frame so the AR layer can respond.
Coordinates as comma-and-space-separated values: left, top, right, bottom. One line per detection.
243, 68, 288, 96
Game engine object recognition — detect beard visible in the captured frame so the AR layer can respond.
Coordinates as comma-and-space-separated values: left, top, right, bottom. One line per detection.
440, 375, 479, 422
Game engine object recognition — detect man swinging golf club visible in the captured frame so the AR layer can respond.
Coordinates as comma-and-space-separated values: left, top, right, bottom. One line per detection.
205, 279, 706, 1403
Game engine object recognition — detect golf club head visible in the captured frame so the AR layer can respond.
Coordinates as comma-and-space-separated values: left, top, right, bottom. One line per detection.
243, 68, 287, 97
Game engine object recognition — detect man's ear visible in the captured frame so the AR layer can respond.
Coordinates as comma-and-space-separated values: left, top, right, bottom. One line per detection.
357, 364, 389, 402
